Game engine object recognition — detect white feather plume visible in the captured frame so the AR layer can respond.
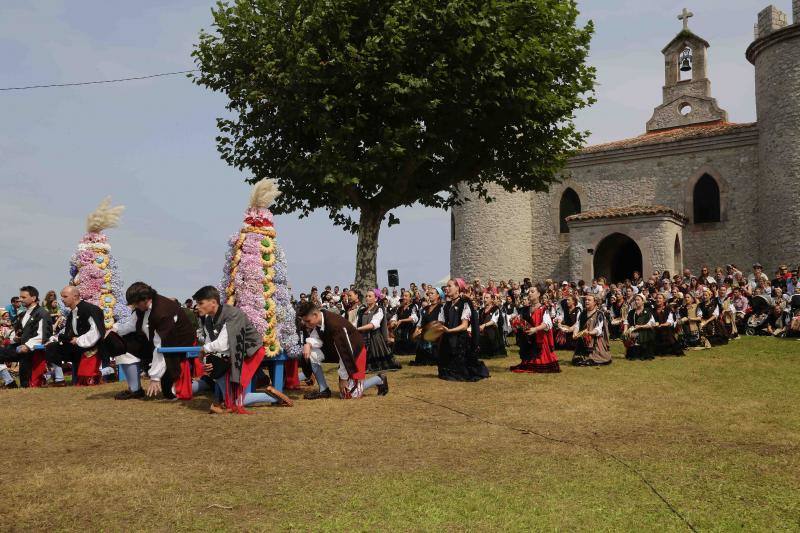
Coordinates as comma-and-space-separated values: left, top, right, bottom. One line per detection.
249, 179, 281, 209
86, 197, 124, 233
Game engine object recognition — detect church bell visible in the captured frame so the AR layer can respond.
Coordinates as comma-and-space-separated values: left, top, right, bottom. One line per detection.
679, 49, 692, 72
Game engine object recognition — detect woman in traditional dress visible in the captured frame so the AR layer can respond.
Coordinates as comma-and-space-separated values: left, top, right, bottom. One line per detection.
677, 292, 703, 348
510, 284, 560, 373
622, 293, 656, 360
477, 292, 506, 358
410, 286, 444, 366
651, 293, 684, 356
571, 294, 612, 366
698, 288, 730, 347
437, 279, 490, 382
390, 291, 418, 355
555, 295, 580, 350
608, 291, 627, 340
358, 289, 401, 372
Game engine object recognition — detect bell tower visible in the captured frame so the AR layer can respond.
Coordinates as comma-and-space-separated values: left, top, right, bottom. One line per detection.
646, 8, 728, 132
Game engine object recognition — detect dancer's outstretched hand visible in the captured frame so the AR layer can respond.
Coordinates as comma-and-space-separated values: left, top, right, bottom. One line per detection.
146, 380, 162, 397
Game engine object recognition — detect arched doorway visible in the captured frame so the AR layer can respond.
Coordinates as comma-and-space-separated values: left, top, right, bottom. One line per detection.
593, 233, 643, 283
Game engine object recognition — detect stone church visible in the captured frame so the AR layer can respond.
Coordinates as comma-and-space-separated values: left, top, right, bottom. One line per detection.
450, 4, 800, 283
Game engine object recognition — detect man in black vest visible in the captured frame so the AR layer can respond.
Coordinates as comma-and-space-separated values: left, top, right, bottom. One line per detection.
44, 286, 106, 386
0, 286, 52, 388
112, 282, 196, 399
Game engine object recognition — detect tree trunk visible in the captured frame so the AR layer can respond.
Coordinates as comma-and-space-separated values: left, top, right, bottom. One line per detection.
354, 207, 384, 292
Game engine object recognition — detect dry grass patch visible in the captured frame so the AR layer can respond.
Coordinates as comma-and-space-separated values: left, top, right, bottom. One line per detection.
1, 336, 798, 531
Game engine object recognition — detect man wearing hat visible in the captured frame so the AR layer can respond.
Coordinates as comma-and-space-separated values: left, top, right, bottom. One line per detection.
748, 263, 768, 292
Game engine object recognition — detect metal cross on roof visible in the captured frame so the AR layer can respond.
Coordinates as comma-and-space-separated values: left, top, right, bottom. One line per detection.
678, 7, 694, 30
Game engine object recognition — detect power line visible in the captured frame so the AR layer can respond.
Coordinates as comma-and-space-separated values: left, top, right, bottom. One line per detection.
0, 69, 199, 92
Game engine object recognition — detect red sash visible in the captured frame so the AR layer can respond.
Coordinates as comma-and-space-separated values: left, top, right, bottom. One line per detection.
28, 351, 48, 388
225, 346, 267, 414
284, 359, 301, 390
75, 351, 102, 386
351, 346, 367, 381
173, 359, 194, 400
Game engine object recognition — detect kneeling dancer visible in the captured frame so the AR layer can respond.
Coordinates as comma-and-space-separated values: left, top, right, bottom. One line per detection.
623, 294, 655, 360
0, 286, 52, 388
194, 286, 291, 414
437, 278, 491, 381
44, 286, 106, 386
296, 301, 388, 399
113, 282, 197, 399
510, 284, 560, 373
571, 294, 612, 366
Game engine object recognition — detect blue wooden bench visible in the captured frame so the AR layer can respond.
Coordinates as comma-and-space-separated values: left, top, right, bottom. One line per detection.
156, 347, 287, 393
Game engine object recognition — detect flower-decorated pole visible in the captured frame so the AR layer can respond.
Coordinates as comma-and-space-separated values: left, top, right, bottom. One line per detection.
221, 181, 301, 358
69, 197, 130, 329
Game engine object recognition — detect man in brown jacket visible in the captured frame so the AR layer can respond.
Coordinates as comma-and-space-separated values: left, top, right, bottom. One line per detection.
296, 301, 387, 399
113, 282, 197, 399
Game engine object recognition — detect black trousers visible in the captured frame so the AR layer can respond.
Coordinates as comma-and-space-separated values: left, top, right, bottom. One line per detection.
0, 344, 32, 387
44, 343, 83, 385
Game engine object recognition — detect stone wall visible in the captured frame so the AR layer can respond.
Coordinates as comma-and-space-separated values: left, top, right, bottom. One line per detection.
530, 133, 760, 280
757, 5, 789, 38
450, 132, 761, 283
450, 183, 532, 282
567, 216, 685, 282
751, 24, 800, 272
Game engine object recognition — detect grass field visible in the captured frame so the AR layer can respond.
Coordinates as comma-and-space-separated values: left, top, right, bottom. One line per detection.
1, 336, 799, 532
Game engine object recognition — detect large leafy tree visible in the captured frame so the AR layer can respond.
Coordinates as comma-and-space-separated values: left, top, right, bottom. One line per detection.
193, 0, 595, 289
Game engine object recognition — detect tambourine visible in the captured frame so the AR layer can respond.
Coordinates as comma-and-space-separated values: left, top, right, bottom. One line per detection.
422, 321, 448, 342
621, 328, 638, 348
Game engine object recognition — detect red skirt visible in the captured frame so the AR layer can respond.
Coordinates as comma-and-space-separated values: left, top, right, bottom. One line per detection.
513, 338, 560, 373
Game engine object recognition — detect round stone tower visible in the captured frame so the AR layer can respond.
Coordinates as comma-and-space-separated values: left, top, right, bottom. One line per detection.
747, 4, 800, 270
450, 184, 532, 282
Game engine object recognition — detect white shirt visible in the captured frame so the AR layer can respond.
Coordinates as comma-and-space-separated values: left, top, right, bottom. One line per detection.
537, 308, 553, 331
114, 305, 165, 380
573, 309, 603, 336
14, 305, 44, 350
438, 301, 472, 323
201, 321, 229, 354
624, 311, 656, 327
48, 305, 100, 348
367, 307, 384, 330
391, 307, 419, 325
483, 308, 500, 327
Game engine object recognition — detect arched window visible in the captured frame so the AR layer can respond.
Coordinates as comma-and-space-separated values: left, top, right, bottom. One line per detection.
693, 174, 720, 223
674, 235, 682, 273
559, 188, 581, 233
450, 211, 456, 241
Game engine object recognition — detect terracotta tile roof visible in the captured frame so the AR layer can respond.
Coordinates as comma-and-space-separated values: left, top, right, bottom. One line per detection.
566, 205, 688, 223
579, 121, 757, 154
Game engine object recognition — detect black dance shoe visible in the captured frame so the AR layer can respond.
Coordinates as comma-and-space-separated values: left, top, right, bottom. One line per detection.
376, 373, 389, 396
303, 388, 332, 400
114, 389, 145, 400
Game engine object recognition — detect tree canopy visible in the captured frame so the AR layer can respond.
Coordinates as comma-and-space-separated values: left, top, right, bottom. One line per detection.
193, 0, 595, 288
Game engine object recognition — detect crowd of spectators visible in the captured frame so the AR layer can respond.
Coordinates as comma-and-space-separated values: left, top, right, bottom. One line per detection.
293, 261, 800, 359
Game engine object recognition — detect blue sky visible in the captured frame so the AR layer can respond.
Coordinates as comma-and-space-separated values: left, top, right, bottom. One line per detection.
0, 0, 781, 301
